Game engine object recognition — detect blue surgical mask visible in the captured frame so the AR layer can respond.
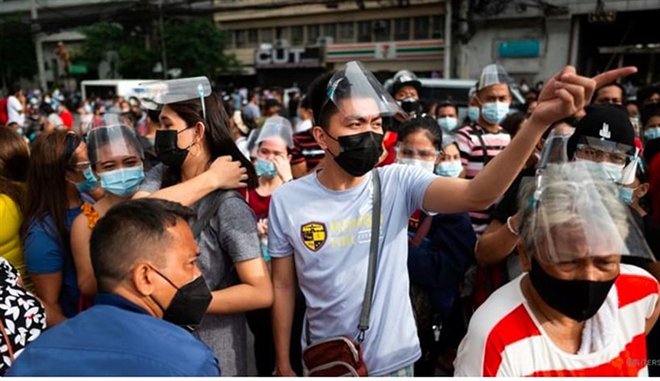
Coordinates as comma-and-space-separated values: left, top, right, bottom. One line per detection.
98, 165, 145, 197
481, 102, 509, 125
255, 158, 278, 178
435, 160, 463, 178
75, 167, 99, 193
601, 162, 625, 183
619, 186, 635, 205
644, 127, 660, 141
438, 117, 458, 131
467, 106, 480, 123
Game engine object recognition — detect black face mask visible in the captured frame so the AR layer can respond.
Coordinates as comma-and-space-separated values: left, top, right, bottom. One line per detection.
151, 269, 212, 330
155, 129, 193, 168
528, 257, 616, 322
327, 131, 384, 177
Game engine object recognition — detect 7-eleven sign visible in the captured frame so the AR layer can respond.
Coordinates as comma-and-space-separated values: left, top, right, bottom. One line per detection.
375, 43, 397, 60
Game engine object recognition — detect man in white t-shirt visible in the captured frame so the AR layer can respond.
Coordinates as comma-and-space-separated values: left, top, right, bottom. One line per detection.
268, 61, 636, 376
7, 84, 25, 127
454, 162, 660, 376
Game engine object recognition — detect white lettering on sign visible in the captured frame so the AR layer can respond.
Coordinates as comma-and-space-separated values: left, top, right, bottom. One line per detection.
256, 48, 308, 66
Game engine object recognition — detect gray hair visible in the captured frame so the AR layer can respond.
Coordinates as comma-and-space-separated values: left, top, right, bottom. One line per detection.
517, 162, 629, 259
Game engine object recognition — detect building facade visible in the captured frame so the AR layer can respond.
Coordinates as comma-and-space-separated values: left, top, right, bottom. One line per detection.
214, 0, 446, 89
456, 0, 660, 88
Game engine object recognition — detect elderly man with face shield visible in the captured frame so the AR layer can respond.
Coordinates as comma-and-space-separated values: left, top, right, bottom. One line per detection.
268, 61, 637, 376
455, 162, 660, 376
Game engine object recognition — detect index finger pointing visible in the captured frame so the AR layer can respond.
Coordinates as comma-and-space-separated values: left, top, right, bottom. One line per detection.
592, 66, 637, 88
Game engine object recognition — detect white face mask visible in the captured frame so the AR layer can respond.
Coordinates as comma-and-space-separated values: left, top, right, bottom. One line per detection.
397, 157, 435, 173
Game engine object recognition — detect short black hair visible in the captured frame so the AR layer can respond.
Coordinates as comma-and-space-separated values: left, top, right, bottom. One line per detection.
593, 83, 625, 103
146, 109, 161, 123
308, 71, 337, 129
90, 198, 196, 293
435, 100, 458, 119
300, 95, 311, 110
265, 99, 281, 110
501, 112, 526, 138
637, 86, 660, 104
641, 103, 660, 127
397, 116, 442, 150
11, 83, 21, 95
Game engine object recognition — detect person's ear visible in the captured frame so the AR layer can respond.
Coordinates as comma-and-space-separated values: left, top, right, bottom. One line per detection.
287, 153, 293, 162
194, 121, 206, 143
312, 126, 329, 150
132, 263, 156, 297
638, 183, 650, 199
518, 243, 532, 273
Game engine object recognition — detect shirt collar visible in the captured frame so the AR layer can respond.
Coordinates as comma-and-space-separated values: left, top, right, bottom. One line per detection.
94, 293, 151, 316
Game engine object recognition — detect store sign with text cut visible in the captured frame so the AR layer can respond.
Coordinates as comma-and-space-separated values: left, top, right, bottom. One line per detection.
255, 47, 322, 68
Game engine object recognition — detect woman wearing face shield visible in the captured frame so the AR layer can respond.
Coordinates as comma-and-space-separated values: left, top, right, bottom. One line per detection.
133, 78, 272, 376
70, 125, 146, 299
455, 162, 660, 376
395, 117, 476, 375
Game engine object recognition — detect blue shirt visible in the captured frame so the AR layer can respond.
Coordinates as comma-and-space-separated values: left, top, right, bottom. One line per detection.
23, 208, 82, 317
7, 293, 221, 376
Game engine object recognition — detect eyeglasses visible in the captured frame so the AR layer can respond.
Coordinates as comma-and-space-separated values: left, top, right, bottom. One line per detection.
67, 160, 91, 172
575, 144, 628, 165
395, 146, 439, 160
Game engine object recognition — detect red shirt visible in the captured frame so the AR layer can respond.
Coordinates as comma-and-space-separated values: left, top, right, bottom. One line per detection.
238, 188, 271, 220
60, 109, 73, 128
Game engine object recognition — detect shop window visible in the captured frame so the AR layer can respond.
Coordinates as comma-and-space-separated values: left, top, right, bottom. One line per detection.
394, 18, 410, 41
247, 29, 258, 47
291, 25, 304, 45
276, 26, 290, 42
261, 28, 273, 43
414, 16, 430, 40
338, 22, 354, 43
323, 23, 336, 40
307, 24, 320, 45
431, 15, 444, 39
357, 21, 371, 43
235, 30, 247, 48
373, 19, 391, 42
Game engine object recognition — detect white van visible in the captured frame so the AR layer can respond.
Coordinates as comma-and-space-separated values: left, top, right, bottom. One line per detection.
81, 79, 151, 100
418, 78, 525, 120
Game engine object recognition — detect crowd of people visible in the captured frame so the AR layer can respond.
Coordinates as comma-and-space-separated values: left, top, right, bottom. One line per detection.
1, 59, 660, 377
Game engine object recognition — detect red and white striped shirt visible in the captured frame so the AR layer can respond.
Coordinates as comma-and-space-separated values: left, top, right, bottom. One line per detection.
455, 264, 659, 377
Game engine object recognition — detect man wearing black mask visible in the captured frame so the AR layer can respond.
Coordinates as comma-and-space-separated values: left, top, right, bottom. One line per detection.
8, 199, 220, 376
381, 70, 423, 166
268, 61, 635, 376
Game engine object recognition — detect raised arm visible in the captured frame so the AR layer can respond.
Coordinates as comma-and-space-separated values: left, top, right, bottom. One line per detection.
423, 66, 638, 214
133, 156, 248, 207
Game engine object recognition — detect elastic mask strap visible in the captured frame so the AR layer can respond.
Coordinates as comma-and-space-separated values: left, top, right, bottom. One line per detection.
198, 84, 207, 121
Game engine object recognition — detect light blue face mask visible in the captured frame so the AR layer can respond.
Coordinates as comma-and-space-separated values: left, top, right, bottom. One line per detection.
619, 186, 635, 205
98, 165, 145, 197
435, 160, 463, 178
75, 167, 99, 193
438, 117, 458, 131
255, 158, 278, 178
467, 106, 480, 123
481, 102, 509, 125
644, 127, 660, 141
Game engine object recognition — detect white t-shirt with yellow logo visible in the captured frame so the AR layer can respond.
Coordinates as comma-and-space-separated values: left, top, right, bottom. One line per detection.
268, 164, 436, 375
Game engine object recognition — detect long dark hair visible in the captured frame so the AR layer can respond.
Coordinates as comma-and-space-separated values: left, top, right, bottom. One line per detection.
397, 116, 443, 150
23, 130, 81, 245
163, 92, 257, 189
0, 127, 30, 213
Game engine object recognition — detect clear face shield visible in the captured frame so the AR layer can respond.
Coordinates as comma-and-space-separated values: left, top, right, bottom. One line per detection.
319, 61, 407, 126
522, 161, 655, 265
86, 124, 144, 167
476, 64, 512, 92
136, 77, 212, 120
255, 116, 294, 149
